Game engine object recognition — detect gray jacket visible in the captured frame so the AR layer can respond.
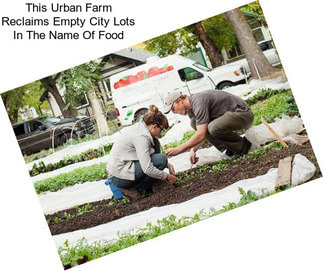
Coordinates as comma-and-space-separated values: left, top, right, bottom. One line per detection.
107, 121, 168, 181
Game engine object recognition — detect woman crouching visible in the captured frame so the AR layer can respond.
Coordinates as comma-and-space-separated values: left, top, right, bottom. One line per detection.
106, 105, 177, 200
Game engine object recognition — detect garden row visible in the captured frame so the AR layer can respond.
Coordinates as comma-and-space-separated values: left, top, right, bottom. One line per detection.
30, 143, 113, 176
46, 140, 321, 235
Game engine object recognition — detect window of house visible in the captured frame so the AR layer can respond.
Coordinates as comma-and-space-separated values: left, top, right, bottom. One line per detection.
75, 94, 89, 109
227, 46, 242, 59
249, 20, 265, 42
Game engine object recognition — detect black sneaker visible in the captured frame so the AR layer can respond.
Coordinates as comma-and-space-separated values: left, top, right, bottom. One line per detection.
225, 149, 235, 157
240, 137, 252, 155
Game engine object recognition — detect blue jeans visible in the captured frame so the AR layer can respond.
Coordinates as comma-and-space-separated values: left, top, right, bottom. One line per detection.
111, 138, 168, 193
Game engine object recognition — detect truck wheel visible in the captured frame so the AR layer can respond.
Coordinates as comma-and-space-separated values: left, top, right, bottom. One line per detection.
56, 134, 68, 146
134, 108, 148, 123
70, 132, 78, 140
217, 81, 234, 90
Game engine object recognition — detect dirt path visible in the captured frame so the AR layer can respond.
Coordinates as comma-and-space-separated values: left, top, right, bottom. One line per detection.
46, 142, 321, 235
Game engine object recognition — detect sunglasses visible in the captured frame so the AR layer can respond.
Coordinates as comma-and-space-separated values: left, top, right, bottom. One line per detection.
156, 124, 165, 133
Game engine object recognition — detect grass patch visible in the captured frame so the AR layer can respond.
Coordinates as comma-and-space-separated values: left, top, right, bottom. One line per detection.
250, 90, 299, 126
34, 163, 108, 194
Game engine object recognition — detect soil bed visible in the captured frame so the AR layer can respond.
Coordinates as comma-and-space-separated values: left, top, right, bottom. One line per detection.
46, 142, 321, 235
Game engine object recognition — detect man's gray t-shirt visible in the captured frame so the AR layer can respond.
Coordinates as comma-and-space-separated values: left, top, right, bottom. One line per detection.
188, 90, 249, 126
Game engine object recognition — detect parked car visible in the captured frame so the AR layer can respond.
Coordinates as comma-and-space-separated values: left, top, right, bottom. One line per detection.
12, 115, 95, 155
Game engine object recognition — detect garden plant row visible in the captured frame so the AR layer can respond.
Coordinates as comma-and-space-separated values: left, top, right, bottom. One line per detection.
46, 140, 321, 235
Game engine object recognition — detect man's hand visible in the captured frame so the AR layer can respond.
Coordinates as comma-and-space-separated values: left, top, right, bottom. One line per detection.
165, 124, 208, 157
168, 162, 176, 175
189, 148, 199, 164
166, 173, 177, 184
165, 146, 182, 156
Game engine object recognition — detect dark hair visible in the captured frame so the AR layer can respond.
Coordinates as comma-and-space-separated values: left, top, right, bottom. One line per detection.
143, 105, 169, 130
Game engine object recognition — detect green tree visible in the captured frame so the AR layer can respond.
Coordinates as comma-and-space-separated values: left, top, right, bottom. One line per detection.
241, 1, 263, 16
59, 61, 109, 136
22, 81, 50, 115
1, 87, 25, 123
224, 8, 279, 79
145, 14, 237, 68
40, 76, 77, 118
194, 21, 222, 67
145, 26, 199, 57
1, 81, 51, 123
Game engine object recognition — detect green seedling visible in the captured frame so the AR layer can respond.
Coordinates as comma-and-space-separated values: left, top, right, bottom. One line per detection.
64, 212, 74, 220
77, 203, 93, 216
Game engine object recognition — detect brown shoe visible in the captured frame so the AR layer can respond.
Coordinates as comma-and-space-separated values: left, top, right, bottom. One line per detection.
121, 187, 140, 201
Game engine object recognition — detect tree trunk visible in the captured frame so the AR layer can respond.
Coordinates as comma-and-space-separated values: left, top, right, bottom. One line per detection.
225, 8, 279, 79
87, 84, 109, 136
195, 22, 223, 68
41, 77, 77, 118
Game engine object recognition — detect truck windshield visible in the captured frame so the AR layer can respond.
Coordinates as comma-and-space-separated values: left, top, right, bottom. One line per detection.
38, 116, 60, 124
193, 63, 211, 72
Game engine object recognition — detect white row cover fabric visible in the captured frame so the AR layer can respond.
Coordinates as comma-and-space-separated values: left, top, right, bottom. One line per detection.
39, 180, 111, 215
245, 115, 303, 146
292, 154, 316, 185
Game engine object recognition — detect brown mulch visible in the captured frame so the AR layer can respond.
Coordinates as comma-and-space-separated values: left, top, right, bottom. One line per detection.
46, 141, 321, 236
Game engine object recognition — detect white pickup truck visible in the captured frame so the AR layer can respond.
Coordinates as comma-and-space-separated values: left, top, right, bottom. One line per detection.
226, 42, 281, 74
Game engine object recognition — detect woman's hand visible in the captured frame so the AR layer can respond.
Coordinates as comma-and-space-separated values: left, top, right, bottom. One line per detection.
165, 146, 182, 156
168, 162, 176, 175
166, 173, 177, 184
